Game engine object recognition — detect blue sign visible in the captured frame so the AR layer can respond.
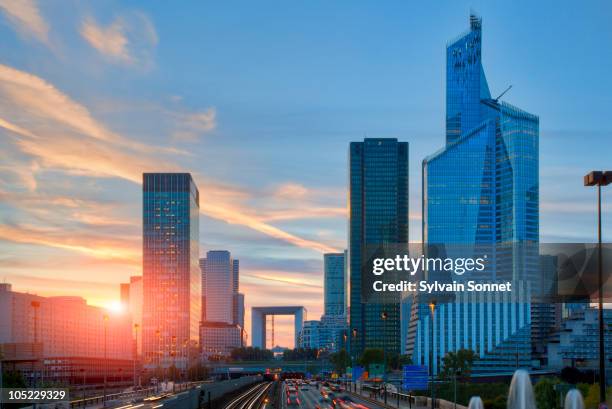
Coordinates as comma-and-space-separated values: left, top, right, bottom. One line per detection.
402, 365, 428, 390
352, 365, 365, 381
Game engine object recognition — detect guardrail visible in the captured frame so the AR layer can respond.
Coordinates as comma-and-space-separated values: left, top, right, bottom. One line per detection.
70, 377, 262, 409
70, 381, 212, 408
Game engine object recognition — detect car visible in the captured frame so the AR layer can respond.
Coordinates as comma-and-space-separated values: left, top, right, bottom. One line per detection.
287, 391, 300, 406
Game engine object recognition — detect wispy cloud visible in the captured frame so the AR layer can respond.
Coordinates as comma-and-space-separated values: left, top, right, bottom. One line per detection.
171, 108, 217, 141
0, 0, 49, 44
80, 12, 157, 67
0, 223, 140, 265
0, 64, 339, 256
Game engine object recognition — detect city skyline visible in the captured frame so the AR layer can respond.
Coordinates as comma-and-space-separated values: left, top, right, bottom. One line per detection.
1, 2, 611, 348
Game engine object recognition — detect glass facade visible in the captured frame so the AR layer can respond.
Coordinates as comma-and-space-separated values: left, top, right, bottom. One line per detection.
408, 14, 540, 374
200, 250, 236, 324
349, 138, 409, 357
142, 173, 200, 369
324, 252, 347, 317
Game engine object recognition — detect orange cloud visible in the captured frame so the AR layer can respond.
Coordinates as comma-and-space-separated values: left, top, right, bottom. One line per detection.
0, 64, 340, 255
0, 0, 49, 44
0, 224, 140, 265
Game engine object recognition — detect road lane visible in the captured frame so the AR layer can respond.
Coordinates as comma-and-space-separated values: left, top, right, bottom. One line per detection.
289, 383, 388, 409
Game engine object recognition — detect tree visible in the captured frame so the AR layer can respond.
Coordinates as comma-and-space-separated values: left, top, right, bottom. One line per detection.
386, 353, 413, 370
534, 377, 560, 409
282, 348, 319, 361
329, 349, 351, 372
440, 349, 475, 380
358, 348, 384, 371
230, 347, 273, 361
2, 370, 26, 388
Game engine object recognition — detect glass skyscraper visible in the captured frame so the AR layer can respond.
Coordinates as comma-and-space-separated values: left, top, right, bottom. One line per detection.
324, 252, 347, 317
142, 173, 201, 369
406, 14, 539, 374
349, 138, 409, 357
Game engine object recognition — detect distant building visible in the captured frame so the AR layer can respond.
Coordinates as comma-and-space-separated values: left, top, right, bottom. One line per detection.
200, 251, 236, 324
320, 252, 348, 352
200, 250, 245, 355
324, 252, 347, 317
142, 173, 201, 370
0, 283, 133, 386
200, 322, 243, 357
298, 320, 321, 349
120, 275, 143, 354
546, 308, 612, 380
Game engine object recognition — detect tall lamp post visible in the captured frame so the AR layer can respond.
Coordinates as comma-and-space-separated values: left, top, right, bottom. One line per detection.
133, 324, 139, 389
381, 311, 388, 406
584, 170, 611, 404
351, 328, 357, 393
429, 301, 436, 409
103, 314, 108, 403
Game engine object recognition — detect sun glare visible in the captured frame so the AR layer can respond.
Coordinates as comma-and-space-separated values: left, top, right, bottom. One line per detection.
104, 300, 125, 314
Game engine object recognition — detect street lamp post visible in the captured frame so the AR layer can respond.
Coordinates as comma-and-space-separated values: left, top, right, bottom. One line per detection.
429, 301, 436, 409
584, 170, 611, 405
133, 324, 139, 389
103, 314, 108, 403
31, 301, 40, 390
351, 328, 357, 393
381, 311, 389, 406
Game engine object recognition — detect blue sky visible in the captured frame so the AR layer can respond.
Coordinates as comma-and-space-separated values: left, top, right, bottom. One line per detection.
0, 0, 610, 346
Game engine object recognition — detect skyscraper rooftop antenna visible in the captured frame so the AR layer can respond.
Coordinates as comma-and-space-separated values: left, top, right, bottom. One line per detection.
494, 85, 513, 102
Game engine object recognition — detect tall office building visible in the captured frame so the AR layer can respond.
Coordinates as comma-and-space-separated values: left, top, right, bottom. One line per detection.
200, 251, 236, 324
407, 14, 539, 374
349, 138, 409, 357
319, 251, 348, 352
142, 173, 201, 369
200, 250, 244, 355
324, 252, 347, 317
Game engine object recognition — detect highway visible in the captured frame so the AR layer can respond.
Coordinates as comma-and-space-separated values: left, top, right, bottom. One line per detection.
224, 382, 272, 409
282, 382, 388, 409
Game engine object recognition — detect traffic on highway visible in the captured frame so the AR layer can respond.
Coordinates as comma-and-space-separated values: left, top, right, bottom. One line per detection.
277, 379, 389, 409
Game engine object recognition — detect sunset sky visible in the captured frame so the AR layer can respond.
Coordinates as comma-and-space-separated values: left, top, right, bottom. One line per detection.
0, 0, 611, 347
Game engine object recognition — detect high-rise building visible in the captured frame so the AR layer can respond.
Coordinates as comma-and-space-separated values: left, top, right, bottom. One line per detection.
546, 308, 612, 378
200, 250, 244, 355
120, 276, 143, 354
349, 138, 409, 357
298, 320, 322, 349
142, 173, 200, 369
407, 14, 539, 374
200, 251, 236, 324
319, 251, 348, 352
324, 252, 347, 317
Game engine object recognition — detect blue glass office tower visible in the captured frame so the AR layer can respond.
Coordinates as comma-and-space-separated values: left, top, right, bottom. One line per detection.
142, 173, 201, 369
349, 138, 409, 357
324, 252, 347, 317
406, 15, 539, 374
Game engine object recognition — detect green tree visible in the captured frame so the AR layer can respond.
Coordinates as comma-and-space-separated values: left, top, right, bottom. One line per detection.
329, 349, 351, 372
440, 349, 475, 380
2, 370, 27, 388
534, 377, 560, 409
358, 348, 384, 371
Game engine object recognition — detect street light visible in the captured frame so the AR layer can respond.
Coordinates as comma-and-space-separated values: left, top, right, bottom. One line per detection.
351, 328, 358, 393
103, 314, 108, 402
584, 170, 611, 405
381, 311, 388, 406
429, 301, 436, 409
133, 323, 139, 389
